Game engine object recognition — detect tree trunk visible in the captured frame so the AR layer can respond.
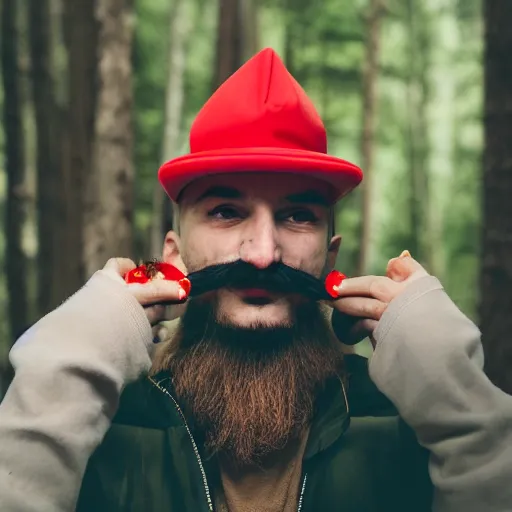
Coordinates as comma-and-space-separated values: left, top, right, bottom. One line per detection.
404, 0, 432, 267
213, 0, 244, 90
357, 0, 383, 276
150, 0, 189, 257
480, 0, 512, 394
213, 0, 260, 90
415, 4, 434, 274
1, 0, 29, 342
59, 0, 97, 296
28, 0, 64, 316
404, 0, 421, 259
83, 0, 135, 277
240, 0, 259, 60
283, 0, 296, 76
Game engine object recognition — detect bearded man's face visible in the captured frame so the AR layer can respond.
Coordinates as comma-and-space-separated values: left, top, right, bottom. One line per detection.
157, 172, 344, 467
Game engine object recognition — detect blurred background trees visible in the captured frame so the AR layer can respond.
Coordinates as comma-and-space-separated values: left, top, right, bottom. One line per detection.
1, 0, 510, 396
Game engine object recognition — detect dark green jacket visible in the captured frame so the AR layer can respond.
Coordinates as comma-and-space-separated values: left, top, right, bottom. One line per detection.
77, 355, 433, 512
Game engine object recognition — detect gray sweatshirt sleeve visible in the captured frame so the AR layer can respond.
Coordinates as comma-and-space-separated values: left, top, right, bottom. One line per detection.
370, 275, 512, 512
0, 270, 154, 512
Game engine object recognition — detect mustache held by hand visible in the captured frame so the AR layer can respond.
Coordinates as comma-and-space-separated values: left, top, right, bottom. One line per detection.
189, 260, 344, 301
125, 259, 346, 301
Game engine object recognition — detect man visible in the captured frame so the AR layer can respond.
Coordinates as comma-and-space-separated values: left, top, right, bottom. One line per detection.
1, 48, 512, 512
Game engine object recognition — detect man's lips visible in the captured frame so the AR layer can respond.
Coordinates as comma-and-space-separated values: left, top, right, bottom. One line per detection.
230, 288, 276, 299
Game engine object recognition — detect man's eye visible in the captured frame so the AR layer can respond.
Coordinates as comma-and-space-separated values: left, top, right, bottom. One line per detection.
208, 205, 241, 220
284, 209, 319, 223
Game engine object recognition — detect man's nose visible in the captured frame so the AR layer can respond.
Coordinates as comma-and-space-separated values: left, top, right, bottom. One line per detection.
239, 212, 282, 269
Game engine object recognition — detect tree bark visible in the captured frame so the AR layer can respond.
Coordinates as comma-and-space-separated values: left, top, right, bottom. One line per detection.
28, 0, 64, 316
415, 4, 434, 274
357, 0, 383, 276
213, 0, 244, 90
240, 0, 259, 60
405, 0, 421, 260
480, 0, 512, 394
404, 0, 432, 268
283, 0, 296, 76
212, 0, 260, 91
83, 0, 135, 277
59, 0, 97, 295
150, 0, 189, 257
1, 0, 29, 342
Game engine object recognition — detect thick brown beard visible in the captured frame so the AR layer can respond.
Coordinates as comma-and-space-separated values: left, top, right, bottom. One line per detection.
154, 297, 344, 468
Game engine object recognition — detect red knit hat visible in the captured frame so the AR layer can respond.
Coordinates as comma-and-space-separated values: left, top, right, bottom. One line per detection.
158, 48, 363, 203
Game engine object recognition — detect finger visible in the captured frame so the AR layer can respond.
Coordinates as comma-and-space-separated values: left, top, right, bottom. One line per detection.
144, 301, 187, 327
386, 252, 428, 282
128, 279, 188, 306
331, 310, 377, 345
334, 275, 402, 303
351, 318, 378, 345
104, 257, 137, 276
333, 296, 388, 321
145, 304, 167, 326
386, 251, 411, 282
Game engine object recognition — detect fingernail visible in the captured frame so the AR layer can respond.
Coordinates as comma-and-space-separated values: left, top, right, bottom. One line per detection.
400, 250, 411, 258
178, 277, 191, 296
325, 270, 347, 298
178, 286, 188, 301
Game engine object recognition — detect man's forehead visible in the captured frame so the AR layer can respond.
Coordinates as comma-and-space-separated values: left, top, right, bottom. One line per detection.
179, 173, 334, 207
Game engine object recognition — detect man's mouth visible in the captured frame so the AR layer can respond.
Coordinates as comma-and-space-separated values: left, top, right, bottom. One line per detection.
230, 287, 277, 305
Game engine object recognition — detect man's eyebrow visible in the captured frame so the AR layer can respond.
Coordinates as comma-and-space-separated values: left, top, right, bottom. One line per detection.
284, 190, 330, 207
195, 186, 244, 203
193, 186, 329, 207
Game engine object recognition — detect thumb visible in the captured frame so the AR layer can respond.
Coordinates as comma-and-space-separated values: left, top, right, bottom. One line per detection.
386, 250, 429, 283
129, 279, 188, 306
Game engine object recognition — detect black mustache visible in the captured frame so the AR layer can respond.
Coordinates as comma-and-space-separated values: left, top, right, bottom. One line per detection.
187, 260, 333, 301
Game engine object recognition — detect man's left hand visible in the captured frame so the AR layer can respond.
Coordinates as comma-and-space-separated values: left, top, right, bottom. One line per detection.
330, 251, 428, 346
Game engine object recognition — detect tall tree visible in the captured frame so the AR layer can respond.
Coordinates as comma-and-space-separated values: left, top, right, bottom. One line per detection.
480, 0, 512, 394
213, 0, 243, 90
241, 0, 259, 60
282, 0, 303, 77
213, 0, 259, 90
404, 0, 434, 271
83, 0, 135, 277
1, 0, 29, 341
59, 0, 97, 296
149, 0, 190, 257
28, 0, 64, 315
357, 0, 383, 275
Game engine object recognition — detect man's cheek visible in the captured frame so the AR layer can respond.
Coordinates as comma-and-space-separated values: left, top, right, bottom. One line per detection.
181, 244, 228, 273
180, 247, 203, 273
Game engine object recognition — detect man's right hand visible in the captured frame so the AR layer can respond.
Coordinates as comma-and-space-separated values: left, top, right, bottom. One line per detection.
101, 258, 189, 326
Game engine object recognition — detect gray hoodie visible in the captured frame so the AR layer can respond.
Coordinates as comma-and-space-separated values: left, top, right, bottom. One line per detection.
0, 270, 511, 511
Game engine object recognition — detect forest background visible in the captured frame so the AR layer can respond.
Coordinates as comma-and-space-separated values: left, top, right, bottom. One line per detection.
1, 0, 511, 397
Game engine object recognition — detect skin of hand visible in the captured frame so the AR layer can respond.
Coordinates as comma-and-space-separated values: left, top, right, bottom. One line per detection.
102, 257, 189, 327
330, 251, 429, 347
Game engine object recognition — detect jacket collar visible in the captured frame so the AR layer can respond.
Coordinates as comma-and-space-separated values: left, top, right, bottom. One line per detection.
303, 376, 350, 460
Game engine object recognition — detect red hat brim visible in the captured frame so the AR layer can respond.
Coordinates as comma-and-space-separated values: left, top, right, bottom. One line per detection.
159, 147, 363, 203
